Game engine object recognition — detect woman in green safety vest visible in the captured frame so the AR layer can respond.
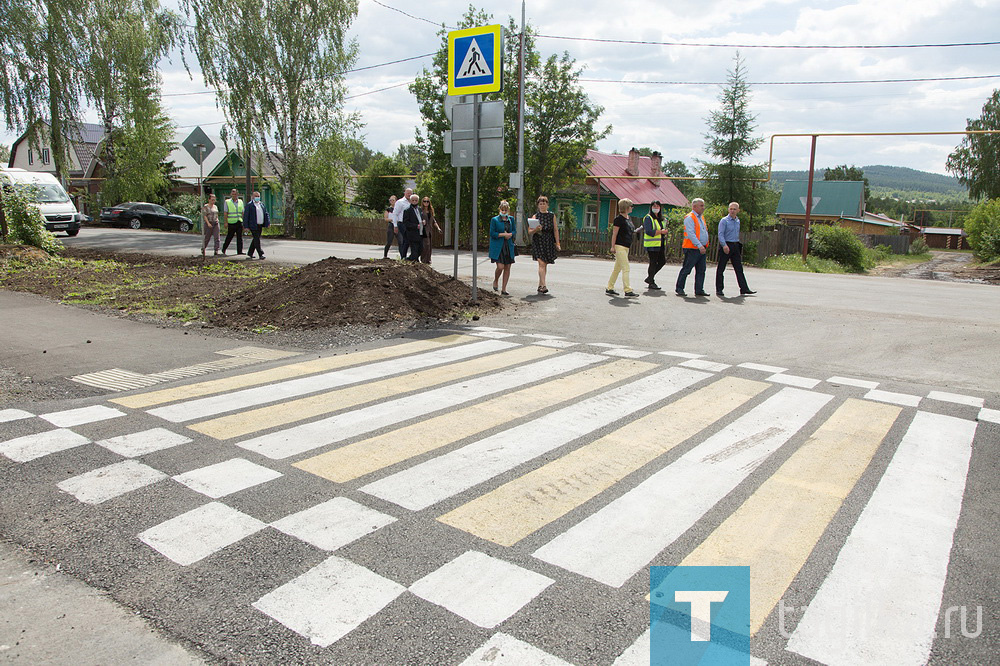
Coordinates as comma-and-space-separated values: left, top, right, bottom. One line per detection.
642, 200, 668, 290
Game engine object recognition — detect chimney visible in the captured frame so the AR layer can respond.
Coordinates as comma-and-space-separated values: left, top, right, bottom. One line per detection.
626, 147, 640, 177
649, 151, 662, 184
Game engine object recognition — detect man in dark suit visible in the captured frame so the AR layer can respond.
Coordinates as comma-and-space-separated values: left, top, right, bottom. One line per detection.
243, 190, 270, 260
401, 193, 423, 261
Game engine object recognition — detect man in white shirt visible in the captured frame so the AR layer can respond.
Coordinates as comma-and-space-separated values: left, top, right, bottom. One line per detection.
391, 188, 413, 259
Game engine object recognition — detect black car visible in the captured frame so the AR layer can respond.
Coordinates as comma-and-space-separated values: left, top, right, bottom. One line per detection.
100, 202, 194, 232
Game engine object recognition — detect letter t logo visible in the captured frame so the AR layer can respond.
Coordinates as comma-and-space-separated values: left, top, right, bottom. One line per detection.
674, 590, 729, 642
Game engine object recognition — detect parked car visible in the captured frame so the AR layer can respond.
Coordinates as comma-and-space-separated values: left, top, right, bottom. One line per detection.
0, 168, 83, 236
100, 202, 194, 232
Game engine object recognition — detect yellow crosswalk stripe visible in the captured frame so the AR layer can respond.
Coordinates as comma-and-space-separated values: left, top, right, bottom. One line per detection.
111, 335, 471, 409
438, 376, 769, 547
190, 345, 555, 440
294, 359, 655, 483
679, 398, 901, 633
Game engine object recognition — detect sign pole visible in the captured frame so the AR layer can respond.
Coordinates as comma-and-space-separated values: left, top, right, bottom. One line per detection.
515, 1, 527, 246
195, 143, 205, 233
471, 93, 480, 302
454, 166, 461, 279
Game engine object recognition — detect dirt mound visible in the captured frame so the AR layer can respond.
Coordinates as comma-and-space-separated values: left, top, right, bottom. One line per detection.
210, 257, 502, 329
0, 244, 50, 264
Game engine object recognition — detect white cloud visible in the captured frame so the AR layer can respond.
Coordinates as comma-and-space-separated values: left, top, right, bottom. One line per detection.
3, 0, 997, 177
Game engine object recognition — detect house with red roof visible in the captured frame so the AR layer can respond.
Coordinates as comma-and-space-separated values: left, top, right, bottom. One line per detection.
549, 148, 689, 233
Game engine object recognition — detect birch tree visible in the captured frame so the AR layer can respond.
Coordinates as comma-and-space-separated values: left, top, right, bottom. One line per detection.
184, 0, 359, 236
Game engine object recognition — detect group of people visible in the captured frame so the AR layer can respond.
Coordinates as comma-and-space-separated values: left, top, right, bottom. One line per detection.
200, 189, 270, 259
384, 188, 443, 262
380, 191, 751, 300
608, 197, 755, 298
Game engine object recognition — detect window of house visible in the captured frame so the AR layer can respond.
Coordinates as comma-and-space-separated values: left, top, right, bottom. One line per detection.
27, 148, 33, 165
556, 203, 574, 228
42, 148, 50, 165
584, 204, 597, 229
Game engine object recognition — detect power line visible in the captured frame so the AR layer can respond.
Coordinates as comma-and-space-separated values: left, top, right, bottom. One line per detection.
161, 52, 434, 98
368, 0, 451, 28
538, 34, 1000, 50
345, 80, 413, 100
579, 74, 1000, 86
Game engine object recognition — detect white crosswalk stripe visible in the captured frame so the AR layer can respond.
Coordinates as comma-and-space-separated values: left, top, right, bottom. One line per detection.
532, 387, 833, 587
2, 330, 991, 665
361, 366, 709, 511
149, 338, 516, 423
237, 351, 604, 460
787, 412, 977, 666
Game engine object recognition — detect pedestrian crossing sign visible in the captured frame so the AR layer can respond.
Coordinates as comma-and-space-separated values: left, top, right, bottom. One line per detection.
448, 24, 503, 96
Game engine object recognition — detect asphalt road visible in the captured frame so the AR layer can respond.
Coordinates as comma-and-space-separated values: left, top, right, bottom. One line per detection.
0, 227, 996, 665
64, 227, 1000, 391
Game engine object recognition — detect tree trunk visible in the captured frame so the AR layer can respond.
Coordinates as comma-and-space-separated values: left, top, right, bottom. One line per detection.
0, 187, 8, 241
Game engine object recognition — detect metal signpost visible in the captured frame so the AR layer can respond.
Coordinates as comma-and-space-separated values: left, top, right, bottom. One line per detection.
182, 128, 216, 234
448, 24, 504, 302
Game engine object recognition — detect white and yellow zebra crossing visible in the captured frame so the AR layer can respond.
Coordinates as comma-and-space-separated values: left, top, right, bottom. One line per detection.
5, 330, 989, 666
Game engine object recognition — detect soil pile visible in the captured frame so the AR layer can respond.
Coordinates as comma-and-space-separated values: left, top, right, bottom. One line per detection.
0, 244, 50, 264
210, 257, 501, 329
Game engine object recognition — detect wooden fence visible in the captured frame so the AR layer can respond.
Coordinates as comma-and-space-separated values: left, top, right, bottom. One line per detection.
857, 233, 911, 254
304, 216, 390, 245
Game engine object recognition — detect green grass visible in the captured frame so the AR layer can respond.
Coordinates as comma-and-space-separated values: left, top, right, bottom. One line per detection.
763, 255, 849, 273
878, 253, 934, 267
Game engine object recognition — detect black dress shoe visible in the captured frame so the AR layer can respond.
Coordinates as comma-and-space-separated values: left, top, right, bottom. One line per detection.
648, 284, 662, 290
675, 290, 686, 296
716, 292, 725, 297
695, 291, 711, 297
740, 289, 757, 295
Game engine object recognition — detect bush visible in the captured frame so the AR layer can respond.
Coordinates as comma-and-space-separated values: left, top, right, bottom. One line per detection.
964, 198, 1000, 261
169, 193, 202, 227
2, 185, 62, 254
861, 244, 893, 269
742, 239, 759, 266
809, 224, 866, 271
909, 237, 929, 255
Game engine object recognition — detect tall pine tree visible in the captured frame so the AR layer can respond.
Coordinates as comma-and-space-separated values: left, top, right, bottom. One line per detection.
699, 53, 765, 229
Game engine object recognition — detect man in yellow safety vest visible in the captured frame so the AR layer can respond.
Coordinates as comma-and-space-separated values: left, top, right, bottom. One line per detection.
221, 189, 245, 255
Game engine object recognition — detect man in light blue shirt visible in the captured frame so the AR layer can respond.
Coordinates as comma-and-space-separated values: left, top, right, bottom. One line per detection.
716, 201, 755, 296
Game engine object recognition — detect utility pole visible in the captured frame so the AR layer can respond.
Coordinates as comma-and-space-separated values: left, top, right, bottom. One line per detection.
514, 0, 527, 246
802, 135, 816, 261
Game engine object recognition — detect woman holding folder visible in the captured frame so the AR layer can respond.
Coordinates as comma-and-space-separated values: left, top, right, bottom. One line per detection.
528, 195, 559, 294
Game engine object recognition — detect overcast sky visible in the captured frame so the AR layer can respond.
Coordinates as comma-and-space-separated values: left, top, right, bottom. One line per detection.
6, 0, 998, 176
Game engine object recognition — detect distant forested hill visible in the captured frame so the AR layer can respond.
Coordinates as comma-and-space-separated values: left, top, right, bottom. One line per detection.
767, 165, 967, 197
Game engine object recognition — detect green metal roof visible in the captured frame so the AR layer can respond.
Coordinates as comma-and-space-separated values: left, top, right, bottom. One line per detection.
776, 180, 864, 217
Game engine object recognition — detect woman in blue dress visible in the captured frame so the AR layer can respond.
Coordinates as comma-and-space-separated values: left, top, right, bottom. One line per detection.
489, 200, 516, 296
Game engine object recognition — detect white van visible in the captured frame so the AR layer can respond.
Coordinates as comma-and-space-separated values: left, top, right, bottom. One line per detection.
0, 167, 82, 236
